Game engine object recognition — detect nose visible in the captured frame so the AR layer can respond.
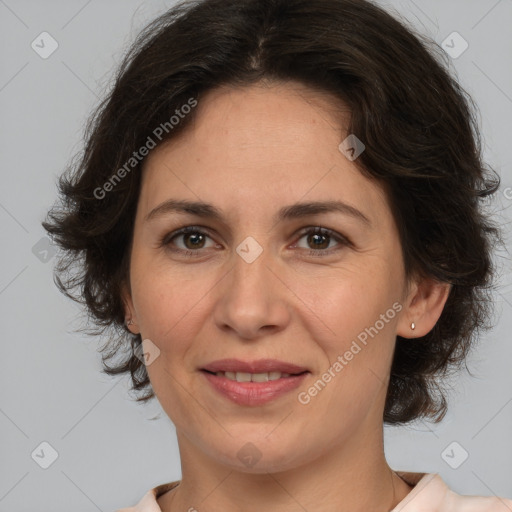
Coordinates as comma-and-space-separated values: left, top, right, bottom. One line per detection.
213, 242, 291, 340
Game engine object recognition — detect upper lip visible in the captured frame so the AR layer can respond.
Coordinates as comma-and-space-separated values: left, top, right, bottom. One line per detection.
201, 359, 309, 374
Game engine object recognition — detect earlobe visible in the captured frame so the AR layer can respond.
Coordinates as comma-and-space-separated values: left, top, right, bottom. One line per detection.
397, 277, 451, 339
124, 312, 140, 334
121, 282, 139, 334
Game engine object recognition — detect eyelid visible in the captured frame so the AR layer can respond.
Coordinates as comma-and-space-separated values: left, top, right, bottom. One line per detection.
160, 225, 219, 248
292, 226, 352, 252
160, 224, 351, 255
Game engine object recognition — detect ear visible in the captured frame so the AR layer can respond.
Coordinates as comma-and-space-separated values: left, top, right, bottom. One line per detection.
397, 274, 451, 339
121, 281, 140, 334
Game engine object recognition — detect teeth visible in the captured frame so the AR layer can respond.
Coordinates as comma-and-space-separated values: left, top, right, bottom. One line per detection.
236, 372, 252, 382
215, 371, 292, 382
252, 372, 269, 382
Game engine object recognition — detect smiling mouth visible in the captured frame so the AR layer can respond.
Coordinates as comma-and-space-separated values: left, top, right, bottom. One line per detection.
201, 369, 309, 382
200, 368, 310, 406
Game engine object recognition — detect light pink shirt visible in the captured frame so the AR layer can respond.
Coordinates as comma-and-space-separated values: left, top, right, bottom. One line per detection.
116, 472, 512, 511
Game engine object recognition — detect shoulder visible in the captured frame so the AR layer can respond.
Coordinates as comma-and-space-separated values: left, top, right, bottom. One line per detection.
395, 472, 512, 512
116, 480, 180, 512
450, 495, 512, 512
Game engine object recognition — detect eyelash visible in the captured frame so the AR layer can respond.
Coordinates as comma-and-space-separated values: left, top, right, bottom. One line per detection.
159, 225, 351, 258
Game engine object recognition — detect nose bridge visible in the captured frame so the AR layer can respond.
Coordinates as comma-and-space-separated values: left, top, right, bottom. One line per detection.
230, 234, 273, 297
213, 233, 290, 338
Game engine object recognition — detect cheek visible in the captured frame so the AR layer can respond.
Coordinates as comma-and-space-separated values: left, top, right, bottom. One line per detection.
297, 262, 398, 341
130, 255, 212, 348
295, 262, 400, 401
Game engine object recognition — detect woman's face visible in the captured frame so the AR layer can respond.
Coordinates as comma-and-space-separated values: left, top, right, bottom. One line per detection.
125, 81, 421, 471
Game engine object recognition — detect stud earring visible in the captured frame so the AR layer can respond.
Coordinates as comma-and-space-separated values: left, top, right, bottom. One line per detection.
125, 318, 134, 326
411, 322, 415, 330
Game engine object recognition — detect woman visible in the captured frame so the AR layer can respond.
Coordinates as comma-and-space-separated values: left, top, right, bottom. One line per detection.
43, 0, 512, 510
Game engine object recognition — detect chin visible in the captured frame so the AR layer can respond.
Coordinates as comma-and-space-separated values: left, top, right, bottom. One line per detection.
207, 433, 316, 474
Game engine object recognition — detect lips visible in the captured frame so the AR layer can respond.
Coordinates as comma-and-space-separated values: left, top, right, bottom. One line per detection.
201, 358, 309, 375
200, 359, 310, 406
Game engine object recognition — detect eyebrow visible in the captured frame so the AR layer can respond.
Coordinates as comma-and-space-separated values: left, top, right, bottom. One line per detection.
145, 199, 372, 227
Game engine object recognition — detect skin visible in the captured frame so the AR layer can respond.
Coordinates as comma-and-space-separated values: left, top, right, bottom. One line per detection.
123, 80, 451, 511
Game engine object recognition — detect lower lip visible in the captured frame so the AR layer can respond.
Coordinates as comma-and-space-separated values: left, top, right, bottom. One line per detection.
201, 371, 309, 406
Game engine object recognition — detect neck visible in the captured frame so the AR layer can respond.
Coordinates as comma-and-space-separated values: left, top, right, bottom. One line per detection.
158, 428, 413, 512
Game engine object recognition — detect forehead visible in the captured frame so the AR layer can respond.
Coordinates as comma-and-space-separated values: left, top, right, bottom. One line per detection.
139, 81, 390, 226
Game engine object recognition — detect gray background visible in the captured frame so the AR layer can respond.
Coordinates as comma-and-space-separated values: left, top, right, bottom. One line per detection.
0, 0, 511, 510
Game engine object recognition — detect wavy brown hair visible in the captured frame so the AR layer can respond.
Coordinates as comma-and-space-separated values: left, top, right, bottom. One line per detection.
43, 0, 502, 424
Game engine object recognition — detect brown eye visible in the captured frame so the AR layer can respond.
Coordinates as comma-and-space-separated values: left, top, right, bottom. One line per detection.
162, 226, 217, 255
306, 231, 331, 250
182, 231, 207, 250
294, 227, 350, 256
